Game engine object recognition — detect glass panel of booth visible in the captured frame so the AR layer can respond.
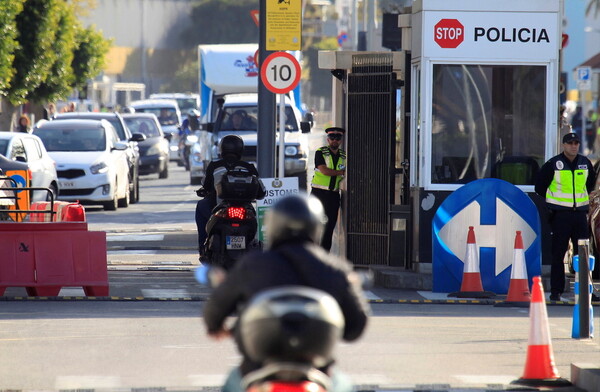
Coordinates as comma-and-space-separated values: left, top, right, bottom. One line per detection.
429, 63, 546, 187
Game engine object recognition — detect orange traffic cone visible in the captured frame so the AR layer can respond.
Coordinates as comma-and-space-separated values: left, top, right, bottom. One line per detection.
449, 226, 495, 298
511, 276, 571, 387
496, 231, 530, 307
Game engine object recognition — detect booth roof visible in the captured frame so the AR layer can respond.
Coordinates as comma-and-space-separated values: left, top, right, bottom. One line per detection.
578, 52, 600, 69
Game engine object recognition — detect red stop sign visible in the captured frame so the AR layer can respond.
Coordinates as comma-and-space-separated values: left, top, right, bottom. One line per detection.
434, 19, 464, 48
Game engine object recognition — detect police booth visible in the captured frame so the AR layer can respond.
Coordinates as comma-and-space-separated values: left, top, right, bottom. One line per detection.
409, 0, 561, 275
319, 0, 562, 279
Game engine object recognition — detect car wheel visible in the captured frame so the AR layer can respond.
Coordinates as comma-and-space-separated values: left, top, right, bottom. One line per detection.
131, 168, 140, 204
118, 184, 130, 208
297, 171, 308, 191
103, 194, 118, 211
159, 162, 169, 179
46, 183, 58, 202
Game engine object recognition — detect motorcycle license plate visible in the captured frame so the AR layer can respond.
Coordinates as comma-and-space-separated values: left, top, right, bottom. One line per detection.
226, 236, 246, 250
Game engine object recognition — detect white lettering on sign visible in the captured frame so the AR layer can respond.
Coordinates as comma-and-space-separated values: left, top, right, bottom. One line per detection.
435, 27, 463, 40
473, 27, 549, 43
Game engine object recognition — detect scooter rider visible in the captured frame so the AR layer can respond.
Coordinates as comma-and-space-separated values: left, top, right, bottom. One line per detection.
195, 135, 261, 262
203, 194, 370, 392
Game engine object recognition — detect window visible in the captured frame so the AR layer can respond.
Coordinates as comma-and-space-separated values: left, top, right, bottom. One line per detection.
430, 64, 546, 185
10, 139, 26, 162
23, 137, 42, 162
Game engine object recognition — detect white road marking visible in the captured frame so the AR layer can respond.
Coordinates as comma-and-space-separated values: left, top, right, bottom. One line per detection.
106, 234, 164, 242
141, 289, 190, 298
55, 376, 121, 389
349, 374, 393, 384
453, 374, 516, 385
108, 250, 158, 255
188, 374, 226, 386
418, 291, 455, 300
59, 287, 86, 296
364, 290, 382, 301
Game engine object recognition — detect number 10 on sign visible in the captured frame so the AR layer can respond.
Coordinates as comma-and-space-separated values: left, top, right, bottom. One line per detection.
260, 52, 301, 178
260, 52, 301, 94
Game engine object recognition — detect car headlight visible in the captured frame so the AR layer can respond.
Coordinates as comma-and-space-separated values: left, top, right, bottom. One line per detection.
147, 144, 162, 156
284, 145, 299, 156
90, 162, 109, 174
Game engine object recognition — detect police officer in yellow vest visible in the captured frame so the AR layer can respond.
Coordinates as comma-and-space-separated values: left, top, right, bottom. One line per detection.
311, 127, 346, 251
535, 132, 595, 301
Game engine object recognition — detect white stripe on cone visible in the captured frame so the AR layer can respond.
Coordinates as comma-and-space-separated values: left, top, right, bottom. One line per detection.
528, 278, 551, 345
464, 243, 479, 273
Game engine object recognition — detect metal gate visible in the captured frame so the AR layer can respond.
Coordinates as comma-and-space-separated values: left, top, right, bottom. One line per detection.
345, 54, 395, 266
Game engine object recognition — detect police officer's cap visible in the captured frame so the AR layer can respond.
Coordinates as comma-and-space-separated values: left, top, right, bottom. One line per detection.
562, 132, 580, 144
325, 127, 345, 134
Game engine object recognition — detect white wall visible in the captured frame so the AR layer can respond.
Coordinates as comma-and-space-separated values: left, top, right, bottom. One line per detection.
81, 0, 194, 50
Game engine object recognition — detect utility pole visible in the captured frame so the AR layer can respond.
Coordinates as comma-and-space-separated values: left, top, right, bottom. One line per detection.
257, 0, 276, 178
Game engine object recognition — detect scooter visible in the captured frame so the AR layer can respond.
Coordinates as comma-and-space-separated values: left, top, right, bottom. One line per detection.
198, 168, 265, 270
194, 264, 343, 392
238, 286, 345, 392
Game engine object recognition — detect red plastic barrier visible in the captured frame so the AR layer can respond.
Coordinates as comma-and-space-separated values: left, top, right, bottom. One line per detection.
61, 202, 86, 222
29, 201, 86, 222
29, 202, 53, 222
0, 222, 108, 296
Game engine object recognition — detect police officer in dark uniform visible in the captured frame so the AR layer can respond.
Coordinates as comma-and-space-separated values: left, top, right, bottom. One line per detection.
203, 194, 369, 392
195, 135, 260, 261
535, 132, 595, 301
310, 127, 346, 251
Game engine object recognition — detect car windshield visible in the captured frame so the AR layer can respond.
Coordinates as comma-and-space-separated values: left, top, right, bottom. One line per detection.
58, 114, 126, 141
35, 128, 106, 152
135, 108, 178, 126
221, 105, 298, 132
124, 118, 161, 138
0, 140, 8, 156
176, 98, 198, 112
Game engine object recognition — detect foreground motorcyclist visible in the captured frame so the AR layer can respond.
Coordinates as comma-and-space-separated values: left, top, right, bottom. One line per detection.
203, 194, 370, 392
195, 134, 260, 261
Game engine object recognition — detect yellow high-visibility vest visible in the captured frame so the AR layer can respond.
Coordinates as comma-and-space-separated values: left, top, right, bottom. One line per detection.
546, 167, 589, 208
311, 147, 346, 191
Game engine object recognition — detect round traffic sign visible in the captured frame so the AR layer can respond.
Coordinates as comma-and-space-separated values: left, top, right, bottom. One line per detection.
260, 52, 301, 94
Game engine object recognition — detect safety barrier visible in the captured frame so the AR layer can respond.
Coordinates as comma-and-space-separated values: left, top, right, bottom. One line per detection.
0, 222, 108, 296
30, 201, 86, 222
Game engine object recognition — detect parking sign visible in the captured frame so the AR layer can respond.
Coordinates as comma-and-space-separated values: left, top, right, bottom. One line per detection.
577, 66, 592, 90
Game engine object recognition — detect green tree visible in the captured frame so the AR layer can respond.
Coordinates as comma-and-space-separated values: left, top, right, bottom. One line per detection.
30, 1, 78, 103
0, 1, 24, 96
181, 0, 259, 45
71, 25, 112, 91
8, 0, 62, 105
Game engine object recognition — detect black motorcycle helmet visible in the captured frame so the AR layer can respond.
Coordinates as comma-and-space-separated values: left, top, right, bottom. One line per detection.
265, 194, 327, 249
219, 134, 244, 162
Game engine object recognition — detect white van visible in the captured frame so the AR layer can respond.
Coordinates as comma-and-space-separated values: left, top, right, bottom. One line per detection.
189, 93, 311, 187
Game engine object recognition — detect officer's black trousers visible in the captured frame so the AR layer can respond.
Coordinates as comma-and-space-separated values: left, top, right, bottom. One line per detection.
310, 187, 340, 251
550, 209, 589, 295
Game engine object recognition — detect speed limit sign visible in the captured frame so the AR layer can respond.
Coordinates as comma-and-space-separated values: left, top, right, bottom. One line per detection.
260, 52, 301, 94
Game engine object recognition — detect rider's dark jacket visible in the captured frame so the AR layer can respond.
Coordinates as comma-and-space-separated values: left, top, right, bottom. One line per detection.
201, 158, 260, 205
203, 240, 370, 374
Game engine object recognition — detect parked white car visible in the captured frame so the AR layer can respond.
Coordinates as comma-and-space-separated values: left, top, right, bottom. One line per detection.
0, 132, 59, 202
129, 99, 182, 161
33, 119, 130, 211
